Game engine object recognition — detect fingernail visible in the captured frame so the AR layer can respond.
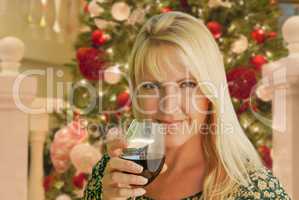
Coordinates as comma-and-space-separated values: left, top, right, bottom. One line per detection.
138, 176, 148, 185
135, 188, 146, 196
134, 164, 143, 172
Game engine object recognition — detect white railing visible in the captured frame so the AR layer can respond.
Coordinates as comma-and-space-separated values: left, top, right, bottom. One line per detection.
0, 0, 83, 64
258, 16, 299, 200
0, 37, 37, 200
0, 36, 69, 200
29, 97, 68, 200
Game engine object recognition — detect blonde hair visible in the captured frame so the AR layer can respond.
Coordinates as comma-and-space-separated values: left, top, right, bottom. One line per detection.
128, 11, 262, 200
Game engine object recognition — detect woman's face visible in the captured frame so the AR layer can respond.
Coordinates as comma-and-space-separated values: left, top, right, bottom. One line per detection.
134, 45, 210, 148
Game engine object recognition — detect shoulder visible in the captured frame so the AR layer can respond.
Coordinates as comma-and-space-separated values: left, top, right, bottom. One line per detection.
233, 166, 291, 200
83, 153, 110, 200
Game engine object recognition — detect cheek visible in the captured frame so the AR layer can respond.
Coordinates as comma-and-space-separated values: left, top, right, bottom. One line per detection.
181, 91, 210, 120
136, 98, 159, 116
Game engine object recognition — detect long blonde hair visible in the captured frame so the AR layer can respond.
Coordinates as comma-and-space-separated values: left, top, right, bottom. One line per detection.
128, 11, 262, 200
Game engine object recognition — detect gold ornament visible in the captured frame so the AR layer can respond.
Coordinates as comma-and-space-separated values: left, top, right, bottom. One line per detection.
270, 0, 277, 5
256, 84, 273, 102
127, 8, 146, 25
198, 8, 203, 17
231, 97, 241, 110
239, 112, 256, 130
248, 121, 270, 140
231, 35, 248, 54
228, 24, 236, 32
208, 0, 232, 8
88, 0, 104, 17
111, 2, 131, 21
266, 51, 273, 59
94, 19, 109, 29
79, 26, 91, 33
104, 65, 122, 84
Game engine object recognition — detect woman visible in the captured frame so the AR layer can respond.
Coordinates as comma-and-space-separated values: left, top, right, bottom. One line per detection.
83, 11, 291, 200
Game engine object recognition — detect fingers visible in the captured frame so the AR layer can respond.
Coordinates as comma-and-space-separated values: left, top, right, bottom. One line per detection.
107, 172, 148, 186
107, 157, 144, 174
107, 138, 128, 157
103, 170, 148, 187
105, 187, 146, 198
102, 157, 148, 199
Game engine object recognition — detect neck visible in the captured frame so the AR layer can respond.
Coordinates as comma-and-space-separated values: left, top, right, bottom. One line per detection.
164, 134, 205, 174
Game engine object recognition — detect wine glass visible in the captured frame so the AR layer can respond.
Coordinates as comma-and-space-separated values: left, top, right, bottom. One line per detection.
120, 119, 166, 199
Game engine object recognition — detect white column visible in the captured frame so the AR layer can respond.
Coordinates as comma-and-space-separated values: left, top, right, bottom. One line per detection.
260, 16, 299, 199
271, 68, 298, 199
28, 106, 50, 200
0, 37, 37, 200
28, 97, 69, 200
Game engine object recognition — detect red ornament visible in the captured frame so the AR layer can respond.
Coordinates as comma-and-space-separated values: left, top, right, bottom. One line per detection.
102, 113, 109, 123
115, 111, 122, 121
250, 55, 268, 71
226, 67, 257, 100
267, 31, 277, 39
84, 2, 89, 13
270, 0, 277, 5
92, 30, 107, 46
180, 0, 191, 12
161, 7, 172, 13
76, 47, 108, 80
237, 101, 249, 115
116, 91, 131, 108
72, 173, 87, 189
259, 145, 272, 169
207, 21, 223, 39
251, 28, 266, 44
237, 101, 258, 115
43, 175, 54, 192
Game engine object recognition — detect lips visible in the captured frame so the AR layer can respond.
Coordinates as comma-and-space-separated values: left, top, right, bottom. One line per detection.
156, 120, 182, 131
157, 119, 183, 124
166, 121, 182, 127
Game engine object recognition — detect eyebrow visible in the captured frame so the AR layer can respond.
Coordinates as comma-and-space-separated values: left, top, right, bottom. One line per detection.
176, 77, 196, 83
142, 77, 196, 84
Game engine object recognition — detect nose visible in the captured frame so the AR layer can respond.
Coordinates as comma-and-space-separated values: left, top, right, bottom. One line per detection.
159, 83, 181, 115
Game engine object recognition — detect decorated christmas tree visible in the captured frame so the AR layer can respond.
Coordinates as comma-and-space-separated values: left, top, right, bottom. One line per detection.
43, 0, 288, 199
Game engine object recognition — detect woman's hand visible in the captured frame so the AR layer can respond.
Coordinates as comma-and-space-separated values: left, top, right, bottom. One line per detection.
101, 134, 148, 200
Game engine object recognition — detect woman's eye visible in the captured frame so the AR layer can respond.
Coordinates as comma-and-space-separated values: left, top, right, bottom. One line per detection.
141, 82, 159, 90
180, 81, 197, 88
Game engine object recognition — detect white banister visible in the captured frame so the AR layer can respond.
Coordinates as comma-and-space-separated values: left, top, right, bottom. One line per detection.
28, 109, 49, 200
1, 1, 84, 64
28, 0, 43, 26
41, 0, 56, 41
258, 16, 299, 199
0, 37, 25, 75
0, 36, 37, 200
28, 97, 69, 200
68, 0, 80, 41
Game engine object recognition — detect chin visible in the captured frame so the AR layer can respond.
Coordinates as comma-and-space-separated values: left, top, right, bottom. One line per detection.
164, 132, 193, 149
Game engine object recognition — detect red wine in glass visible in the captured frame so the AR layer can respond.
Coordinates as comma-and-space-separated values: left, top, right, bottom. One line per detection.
120, 119, 166, 195
121, 152, 165, 185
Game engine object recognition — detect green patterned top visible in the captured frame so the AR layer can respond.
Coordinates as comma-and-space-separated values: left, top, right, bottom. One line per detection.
83, 154, 291, 200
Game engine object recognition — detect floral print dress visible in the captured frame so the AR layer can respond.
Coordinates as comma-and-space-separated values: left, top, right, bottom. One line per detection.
83, 154, 291, 200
